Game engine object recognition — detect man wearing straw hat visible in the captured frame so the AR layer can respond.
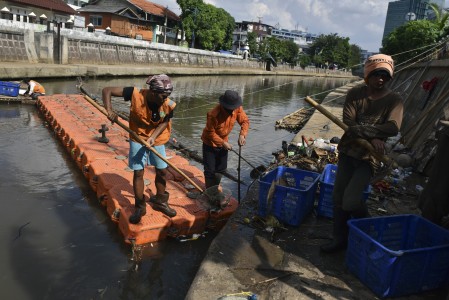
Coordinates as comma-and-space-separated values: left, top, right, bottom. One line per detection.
102, 74, 177, 224
321, 54, 404, 253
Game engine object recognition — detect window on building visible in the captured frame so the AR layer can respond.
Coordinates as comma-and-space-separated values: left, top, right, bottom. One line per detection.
16, 14, 20, 21
90, 15, 102, 26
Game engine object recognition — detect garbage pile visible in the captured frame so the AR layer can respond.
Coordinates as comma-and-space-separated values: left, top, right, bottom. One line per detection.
265, 134, 424, 217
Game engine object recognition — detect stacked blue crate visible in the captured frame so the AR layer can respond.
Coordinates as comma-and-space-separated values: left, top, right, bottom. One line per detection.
258, 166, 320, 226
0, 81, 20, 97
346, 214, 449, 298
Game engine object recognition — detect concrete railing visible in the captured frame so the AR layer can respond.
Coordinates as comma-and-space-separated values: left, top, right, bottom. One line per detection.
0, 18, 351, 76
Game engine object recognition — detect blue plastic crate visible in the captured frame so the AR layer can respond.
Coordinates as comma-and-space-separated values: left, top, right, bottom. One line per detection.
346, 214, 449, 298
316, 164, 371, 218
0, 81, 20, 97
258, 166, 320, 226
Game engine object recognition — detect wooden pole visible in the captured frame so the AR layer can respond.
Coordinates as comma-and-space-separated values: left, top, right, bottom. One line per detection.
304, 96, 395, 166
305, 96, 347, 130
82, 94, 204, 193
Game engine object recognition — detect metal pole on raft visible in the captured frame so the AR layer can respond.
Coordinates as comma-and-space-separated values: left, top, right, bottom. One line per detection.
237, 145, 241, 203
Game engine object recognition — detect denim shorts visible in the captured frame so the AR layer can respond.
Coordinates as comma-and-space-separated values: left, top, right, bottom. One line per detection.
128, 140, 167, 170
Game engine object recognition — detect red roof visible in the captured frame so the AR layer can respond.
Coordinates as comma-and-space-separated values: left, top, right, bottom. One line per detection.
128, 0, 179, 21
8, 0, 76, 15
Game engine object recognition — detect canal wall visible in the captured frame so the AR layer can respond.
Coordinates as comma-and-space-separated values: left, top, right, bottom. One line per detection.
0, 18, 353, 79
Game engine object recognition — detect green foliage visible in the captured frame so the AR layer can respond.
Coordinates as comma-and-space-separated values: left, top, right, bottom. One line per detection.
428, 3, 449, 40
298, 53, 311, 69
311, 33, 351, 68
177, 0, 235, 50
247, 31, 258, 56
255, 37, 300, 65
349, 44, 363, 71
382, 20, 439, 64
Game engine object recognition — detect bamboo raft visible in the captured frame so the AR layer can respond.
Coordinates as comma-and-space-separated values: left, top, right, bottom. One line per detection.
275, 107, 314, 133
36, 94, 238, 245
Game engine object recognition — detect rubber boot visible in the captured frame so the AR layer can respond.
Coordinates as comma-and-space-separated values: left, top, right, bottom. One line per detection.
150, 192, 177, 217
129, 196, 147, 224
205, 173, 222, 189
205, 177, 215, 189
320, 207, 350, 253
214, 173, 223, 186
352, 203, 370, 219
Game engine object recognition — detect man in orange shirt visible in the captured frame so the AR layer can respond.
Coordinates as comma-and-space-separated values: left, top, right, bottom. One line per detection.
22, 78, 45, 100
201, 90, 249, 190
102, 74, 177, 224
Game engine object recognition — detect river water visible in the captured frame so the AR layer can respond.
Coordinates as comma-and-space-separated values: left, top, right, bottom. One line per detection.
0, 75, 354, 299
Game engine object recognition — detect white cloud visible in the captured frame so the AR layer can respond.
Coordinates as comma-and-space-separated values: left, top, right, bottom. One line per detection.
154, 0, 448, 52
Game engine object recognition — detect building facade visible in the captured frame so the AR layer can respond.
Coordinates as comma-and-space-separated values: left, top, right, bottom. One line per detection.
77, 0, 180, 44
0, 0, 75, 24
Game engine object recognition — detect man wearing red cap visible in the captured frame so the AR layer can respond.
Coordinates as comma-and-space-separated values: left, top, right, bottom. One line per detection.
201, 90, 249, 193
102, 74, 177, 224
321, 54, 404, 253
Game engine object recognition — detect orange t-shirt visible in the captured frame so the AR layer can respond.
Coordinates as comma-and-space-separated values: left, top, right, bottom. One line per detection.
128, 88, 176, 146
201, 104, 249, 147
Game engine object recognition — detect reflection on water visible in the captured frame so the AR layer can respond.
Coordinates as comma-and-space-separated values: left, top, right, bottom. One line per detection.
40, 75, 354, 199
0, 103, 216, 300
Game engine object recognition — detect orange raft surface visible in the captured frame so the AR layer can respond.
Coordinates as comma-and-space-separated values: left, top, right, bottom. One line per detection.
36, 94, 238, 245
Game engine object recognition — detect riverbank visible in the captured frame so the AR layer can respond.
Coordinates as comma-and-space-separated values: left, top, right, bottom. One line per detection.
185, 80, 449, 299
0, 62, 358, 80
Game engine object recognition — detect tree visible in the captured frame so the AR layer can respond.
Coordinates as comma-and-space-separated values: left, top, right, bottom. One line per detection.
283, 40, 300, 65
311, 33, 351, 69
247, 31, 258, 57
177, 0, 235, 50
428, 2, 449, 38
382, 20, 439, 64
349, 44, 363, 71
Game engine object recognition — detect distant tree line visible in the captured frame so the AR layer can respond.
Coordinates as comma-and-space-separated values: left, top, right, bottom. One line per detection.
177, 0, 364, 71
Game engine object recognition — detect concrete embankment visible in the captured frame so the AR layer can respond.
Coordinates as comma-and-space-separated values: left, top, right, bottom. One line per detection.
0, 62, 357, 80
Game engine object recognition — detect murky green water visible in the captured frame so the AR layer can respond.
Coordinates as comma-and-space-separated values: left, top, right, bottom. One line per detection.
0, 75, 354, 299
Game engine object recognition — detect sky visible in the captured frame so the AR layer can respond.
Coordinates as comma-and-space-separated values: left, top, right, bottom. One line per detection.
154, 0, 449, 53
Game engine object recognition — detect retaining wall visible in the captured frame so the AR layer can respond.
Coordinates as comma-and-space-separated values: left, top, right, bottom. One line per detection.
0, 19, 349, 76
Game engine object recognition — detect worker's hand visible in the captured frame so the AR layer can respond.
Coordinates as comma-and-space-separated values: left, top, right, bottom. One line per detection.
370, 138, 385, 153
147, 136, 155, 146
238, 135, 246, 146
346, 125, 363, 137
106, 110, 117, 123
222, 141, 232, 151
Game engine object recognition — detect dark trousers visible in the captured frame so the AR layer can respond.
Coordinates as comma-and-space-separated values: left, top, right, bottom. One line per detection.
419, 128, 449, 227
202, 143, 228, 184
333, 153, 372, 213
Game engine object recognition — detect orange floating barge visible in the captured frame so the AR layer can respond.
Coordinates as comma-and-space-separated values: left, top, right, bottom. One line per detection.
36, 94, 238, 245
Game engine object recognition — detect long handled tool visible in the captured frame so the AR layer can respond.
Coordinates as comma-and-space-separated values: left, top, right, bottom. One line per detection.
304, 96, 396, 167
230, 148, 267, 179
80, 91, 204, 193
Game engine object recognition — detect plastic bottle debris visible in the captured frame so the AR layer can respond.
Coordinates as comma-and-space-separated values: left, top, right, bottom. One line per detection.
313, 138, 336, 152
